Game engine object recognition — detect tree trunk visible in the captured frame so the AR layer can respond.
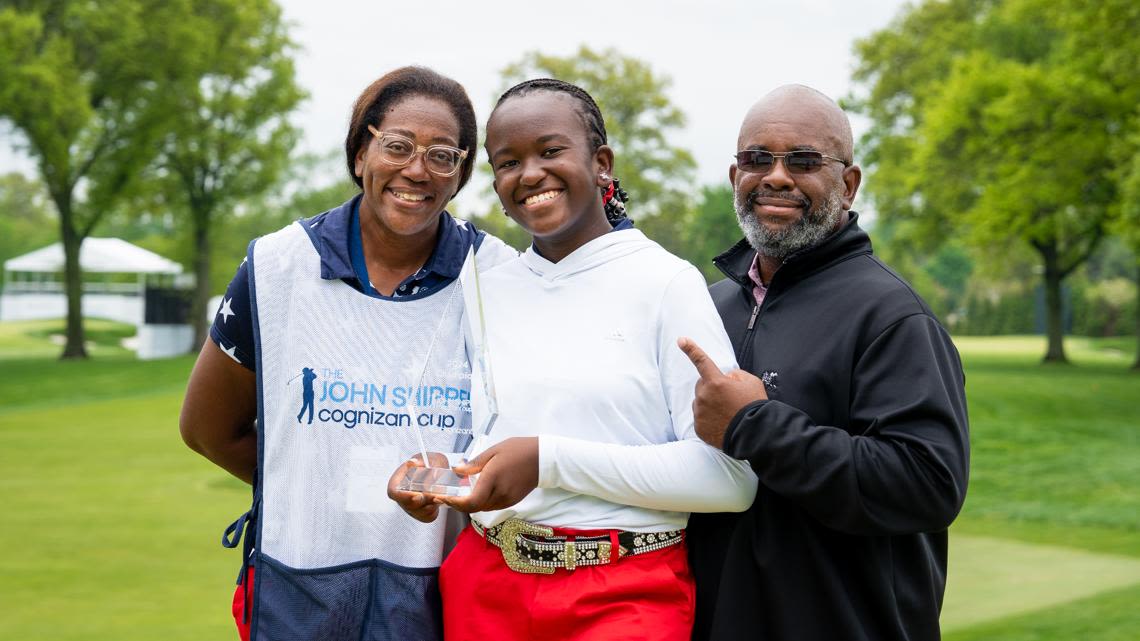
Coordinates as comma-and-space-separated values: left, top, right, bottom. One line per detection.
1039, 242, 1069, 364
58, 203, 88, 360
191, 206, 212, 349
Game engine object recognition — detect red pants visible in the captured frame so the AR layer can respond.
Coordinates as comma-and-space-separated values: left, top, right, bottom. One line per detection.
440, 525, 694, 641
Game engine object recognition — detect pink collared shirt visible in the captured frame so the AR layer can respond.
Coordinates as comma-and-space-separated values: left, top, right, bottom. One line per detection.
747, 252, 769, 307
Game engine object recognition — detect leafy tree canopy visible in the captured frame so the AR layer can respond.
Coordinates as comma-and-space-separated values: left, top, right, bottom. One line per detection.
0, 0, 216, 357
849, 0, 1140, 362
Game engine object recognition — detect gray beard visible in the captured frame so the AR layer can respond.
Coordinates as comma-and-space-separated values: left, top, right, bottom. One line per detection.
734, 190, 845, 259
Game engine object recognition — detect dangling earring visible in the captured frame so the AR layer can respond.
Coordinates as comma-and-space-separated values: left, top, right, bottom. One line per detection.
600, 172, 610, 182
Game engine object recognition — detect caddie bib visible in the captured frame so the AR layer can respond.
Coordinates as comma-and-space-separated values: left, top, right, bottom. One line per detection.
234, 221, 475, 641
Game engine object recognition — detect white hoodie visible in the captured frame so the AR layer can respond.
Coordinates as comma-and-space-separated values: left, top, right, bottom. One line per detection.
471, 228, 758, 532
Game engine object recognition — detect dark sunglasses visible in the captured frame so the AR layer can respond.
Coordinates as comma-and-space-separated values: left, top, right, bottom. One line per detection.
734, 149, 850, 175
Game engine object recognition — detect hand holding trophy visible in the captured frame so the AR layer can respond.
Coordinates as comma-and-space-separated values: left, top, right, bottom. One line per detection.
389, 246, 498, 511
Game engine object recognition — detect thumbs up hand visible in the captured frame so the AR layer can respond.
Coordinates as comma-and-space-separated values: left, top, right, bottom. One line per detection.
677, 337, 768, 449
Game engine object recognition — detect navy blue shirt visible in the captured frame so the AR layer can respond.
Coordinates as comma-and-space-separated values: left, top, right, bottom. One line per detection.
210, 195, 484, 371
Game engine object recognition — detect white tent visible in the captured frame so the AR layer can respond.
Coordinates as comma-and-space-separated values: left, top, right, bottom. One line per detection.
4, 238, 183, 275
2, 238, 194, 358
2, 238, 186, 329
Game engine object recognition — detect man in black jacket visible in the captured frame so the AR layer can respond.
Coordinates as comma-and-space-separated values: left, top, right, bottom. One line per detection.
679, 85, 969, 641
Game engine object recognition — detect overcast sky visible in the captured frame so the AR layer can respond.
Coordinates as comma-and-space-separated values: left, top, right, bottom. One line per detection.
1, 0, 910, 216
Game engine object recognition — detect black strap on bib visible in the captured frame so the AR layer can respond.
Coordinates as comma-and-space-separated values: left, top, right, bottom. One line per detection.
222, 506, 254, 549
222, 497, 261, 624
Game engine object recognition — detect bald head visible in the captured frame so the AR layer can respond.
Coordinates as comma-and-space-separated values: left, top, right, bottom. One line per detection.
739, 85, 853, 161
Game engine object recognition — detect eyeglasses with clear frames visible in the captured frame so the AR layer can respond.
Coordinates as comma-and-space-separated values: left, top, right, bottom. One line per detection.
367, 125, 468, 177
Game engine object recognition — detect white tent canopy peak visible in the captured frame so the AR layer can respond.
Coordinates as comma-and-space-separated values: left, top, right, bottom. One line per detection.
4, 238, 183, 275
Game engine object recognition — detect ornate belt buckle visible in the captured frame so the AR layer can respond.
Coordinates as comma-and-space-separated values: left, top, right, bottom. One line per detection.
498, 519, 556, 575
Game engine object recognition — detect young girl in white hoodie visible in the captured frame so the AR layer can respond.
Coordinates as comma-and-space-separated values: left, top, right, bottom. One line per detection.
390, 79, 757, 641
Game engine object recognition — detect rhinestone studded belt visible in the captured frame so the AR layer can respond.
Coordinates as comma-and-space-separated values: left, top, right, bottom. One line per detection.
471, 518, 685, 575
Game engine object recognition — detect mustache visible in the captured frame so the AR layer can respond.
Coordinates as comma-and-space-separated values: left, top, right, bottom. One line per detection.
745, 190, 811, 209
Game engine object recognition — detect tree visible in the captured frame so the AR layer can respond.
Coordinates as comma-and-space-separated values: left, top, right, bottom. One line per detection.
682, 185, 740, 282
1043, 0, 1140, 365
850, 0, 1139, 363
471, 46, 697, 255
0, 0, 198, 358
152, 0, 304, 348
0, 172, 55, 270
871, 215, 977, 327
1118, 129, 1140, 369
214, 152, 359, 287
846, 0, 993, 245
917, 50, 1114, 362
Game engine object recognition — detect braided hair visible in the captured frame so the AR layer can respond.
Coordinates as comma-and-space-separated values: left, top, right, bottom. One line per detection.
494, 78, 632, 226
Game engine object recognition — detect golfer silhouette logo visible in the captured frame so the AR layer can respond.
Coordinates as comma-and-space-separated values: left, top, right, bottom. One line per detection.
291, 367, 318, 425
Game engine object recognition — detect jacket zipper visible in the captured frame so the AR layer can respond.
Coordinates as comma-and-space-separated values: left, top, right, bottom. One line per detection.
737, 304, 760, 368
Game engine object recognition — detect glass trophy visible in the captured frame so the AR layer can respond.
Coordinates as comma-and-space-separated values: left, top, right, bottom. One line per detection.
397, 246, 498, 497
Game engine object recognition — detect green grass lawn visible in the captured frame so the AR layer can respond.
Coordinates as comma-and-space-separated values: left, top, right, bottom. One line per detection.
0, 318, 136, 360
1, 322, 1138, 640
943, 535, 1140, 633
1, 321, 247, 640
952, 336, 1140, 543
945, 336, 1140, 640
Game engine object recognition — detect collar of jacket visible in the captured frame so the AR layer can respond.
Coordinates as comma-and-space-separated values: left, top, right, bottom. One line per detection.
712, 210, 872, 291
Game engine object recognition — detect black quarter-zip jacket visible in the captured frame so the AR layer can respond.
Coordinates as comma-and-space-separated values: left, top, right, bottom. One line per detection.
688, 213, 970, 641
